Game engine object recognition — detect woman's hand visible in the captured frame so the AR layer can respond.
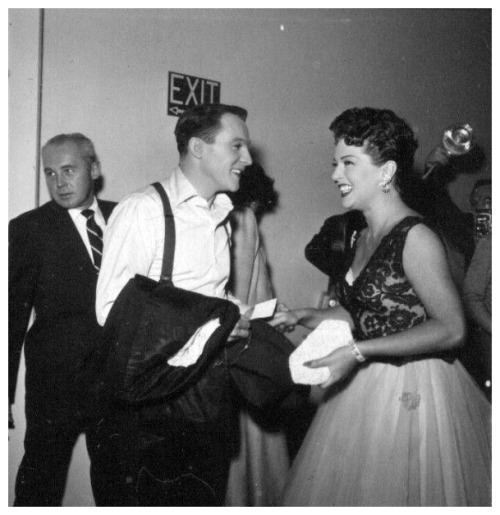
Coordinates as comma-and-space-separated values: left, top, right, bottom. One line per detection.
305, 345, 359, 388
270, 304, 354, 333
269, 309, 299, 333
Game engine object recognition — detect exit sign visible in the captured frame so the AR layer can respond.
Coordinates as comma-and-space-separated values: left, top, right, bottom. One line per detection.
168, 71, 221, 117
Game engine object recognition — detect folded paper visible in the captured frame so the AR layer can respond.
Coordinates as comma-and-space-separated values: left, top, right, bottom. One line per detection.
251, 298, 277, 320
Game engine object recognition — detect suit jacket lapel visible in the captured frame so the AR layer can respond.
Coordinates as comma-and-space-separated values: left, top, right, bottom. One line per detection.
98, 199, 115, 222
49, 202, 96, 271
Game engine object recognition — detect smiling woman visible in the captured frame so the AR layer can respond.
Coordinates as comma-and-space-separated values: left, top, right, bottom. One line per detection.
270, 107, 491, 507
331, 140, 384, 211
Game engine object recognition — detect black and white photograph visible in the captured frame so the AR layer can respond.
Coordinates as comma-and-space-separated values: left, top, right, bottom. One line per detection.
7, 6, 493, 507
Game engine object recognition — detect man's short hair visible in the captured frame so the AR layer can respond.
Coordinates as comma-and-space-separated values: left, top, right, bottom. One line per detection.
174, 104, 248, 157
42, 133, 99, 169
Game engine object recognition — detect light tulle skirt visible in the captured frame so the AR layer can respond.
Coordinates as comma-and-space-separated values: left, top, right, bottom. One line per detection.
283, 357, 491, 506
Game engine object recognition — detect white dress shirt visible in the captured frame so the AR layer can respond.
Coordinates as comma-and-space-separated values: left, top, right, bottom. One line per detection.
96, 167, 245, 326
68, 197, 106, 266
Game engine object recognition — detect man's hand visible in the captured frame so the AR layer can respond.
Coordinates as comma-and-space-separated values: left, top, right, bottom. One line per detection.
228, 316, 251, 341
9, 405, 14, 429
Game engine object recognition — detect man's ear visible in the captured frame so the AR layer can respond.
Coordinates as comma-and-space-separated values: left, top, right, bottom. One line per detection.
90, 161, 101, 180
188, 137, 203, 159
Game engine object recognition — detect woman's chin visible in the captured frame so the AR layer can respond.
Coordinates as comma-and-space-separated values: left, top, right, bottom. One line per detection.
340, 196, 355, 210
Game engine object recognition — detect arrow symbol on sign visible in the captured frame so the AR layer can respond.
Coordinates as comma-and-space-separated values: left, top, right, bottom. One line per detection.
169, 106, 186, 115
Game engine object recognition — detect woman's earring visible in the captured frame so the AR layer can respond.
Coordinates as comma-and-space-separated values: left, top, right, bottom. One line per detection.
379, 166, 394, 194
379, 180, 391, 194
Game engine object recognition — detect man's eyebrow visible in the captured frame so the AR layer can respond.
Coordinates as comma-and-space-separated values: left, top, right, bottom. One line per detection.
44, 164, 74, 173
232, 136, 251, 145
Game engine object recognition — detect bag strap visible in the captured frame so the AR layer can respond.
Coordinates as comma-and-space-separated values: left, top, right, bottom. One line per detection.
152, 182, 176, 283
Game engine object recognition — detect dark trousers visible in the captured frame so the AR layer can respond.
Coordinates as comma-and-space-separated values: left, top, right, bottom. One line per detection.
14, 414, 104, 506
90, 403, 235, 506
135, 431, 232, 506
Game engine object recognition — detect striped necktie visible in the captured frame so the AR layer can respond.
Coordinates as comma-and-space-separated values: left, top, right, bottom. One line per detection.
81, 209, 103, 271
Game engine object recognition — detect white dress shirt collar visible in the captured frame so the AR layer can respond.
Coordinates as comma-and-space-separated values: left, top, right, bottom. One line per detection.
170, 166, 233, 218
67, 197, 101, 221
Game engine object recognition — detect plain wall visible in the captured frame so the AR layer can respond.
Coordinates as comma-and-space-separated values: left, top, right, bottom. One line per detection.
8, 7, 40, 507
8, 8, 491, 506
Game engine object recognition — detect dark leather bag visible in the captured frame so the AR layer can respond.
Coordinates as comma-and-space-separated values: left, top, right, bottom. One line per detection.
98, 182, 296, 418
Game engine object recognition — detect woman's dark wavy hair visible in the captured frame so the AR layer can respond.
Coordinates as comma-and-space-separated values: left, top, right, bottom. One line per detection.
329, 107, 419, 200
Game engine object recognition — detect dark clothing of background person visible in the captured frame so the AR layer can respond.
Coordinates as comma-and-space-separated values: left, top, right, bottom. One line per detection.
461, 233, 492, 401
9, 198, 116, 506
403, 175, 475, 287
305, 210, 366, 283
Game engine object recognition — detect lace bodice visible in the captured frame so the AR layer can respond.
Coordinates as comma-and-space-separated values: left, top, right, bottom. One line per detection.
335, 216, 429, 342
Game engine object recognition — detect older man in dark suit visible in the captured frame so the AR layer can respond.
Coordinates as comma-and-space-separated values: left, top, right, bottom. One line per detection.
9, 133, 116, 506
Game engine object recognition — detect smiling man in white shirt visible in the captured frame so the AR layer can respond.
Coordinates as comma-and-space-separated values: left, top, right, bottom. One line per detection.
95, 104, 254, 506
97, 106, 253, 324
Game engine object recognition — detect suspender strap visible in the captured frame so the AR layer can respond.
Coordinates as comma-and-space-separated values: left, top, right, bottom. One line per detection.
152, 182, 176, 283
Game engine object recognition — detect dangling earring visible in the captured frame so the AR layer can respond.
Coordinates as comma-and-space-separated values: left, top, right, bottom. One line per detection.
378, 180, 391, 194
379, 165, 394, 194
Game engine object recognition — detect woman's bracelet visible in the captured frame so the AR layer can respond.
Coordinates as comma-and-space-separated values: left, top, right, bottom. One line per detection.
348, 340, 366, 363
